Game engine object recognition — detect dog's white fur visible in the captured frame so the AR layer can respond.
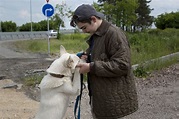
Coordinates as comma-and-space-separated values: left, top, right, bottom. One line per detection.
35, 45, 83, 119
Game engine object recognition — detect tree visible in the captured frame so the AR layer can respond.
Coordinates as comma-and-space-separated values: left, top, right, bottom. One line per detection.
19, 23, 32, 31
19, 20, 54, 31
134, 0, 154, 31
116, 0, 138, 31
155, 11, 179, 29
52, 3, 72, 38
96, 0, 138, 31
37, 20, 49, 31
1, 21, 17, 32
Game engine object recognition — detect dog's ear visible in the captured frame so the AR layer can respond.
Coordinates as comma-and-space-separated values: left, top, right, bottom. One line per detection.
66, 56, 74, 68
60, 45, 67, 56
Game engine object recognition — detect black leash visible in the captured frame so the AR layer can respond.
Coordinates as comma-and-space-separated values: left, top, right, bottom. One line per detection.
74, 74, 83, 119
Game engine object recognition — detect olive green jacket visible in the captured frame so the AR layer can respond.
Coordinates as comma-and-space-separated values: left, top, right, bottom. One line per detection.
86, 20, 138, 119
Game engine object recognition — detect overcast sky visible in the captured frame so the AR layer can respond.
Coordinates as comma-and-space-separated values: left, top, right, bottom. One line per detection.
0, 0, 178, 29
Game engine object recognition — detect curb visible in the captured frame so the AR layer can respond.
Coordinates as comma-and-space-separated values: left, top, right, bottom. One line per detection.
132, 52, 179, 70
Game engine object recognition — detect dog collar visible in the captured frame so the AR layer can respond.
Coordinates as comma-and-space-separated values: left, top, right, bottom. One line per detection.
49, 73, 73, 78
49, 73, 65, 78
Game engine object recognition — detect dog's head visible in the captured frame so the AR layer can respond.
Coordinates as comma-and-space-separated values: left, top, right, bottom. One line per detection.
46, 45, 80, 76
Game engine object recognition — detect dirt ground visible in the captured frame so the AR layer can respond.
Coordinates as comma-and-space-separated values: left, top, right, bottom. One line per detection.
0, 40, 179, 119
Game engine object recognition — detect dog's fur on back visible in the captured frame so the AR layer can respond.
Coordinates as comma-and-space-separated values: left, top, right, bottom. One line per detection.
35, 45, 83, 119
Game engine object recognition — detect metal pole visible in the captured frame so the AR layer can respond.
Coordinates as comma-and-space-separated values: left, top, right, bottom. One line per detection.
0, 6, 2, 32
0, 21, 1, 32
45, 9, 50, 54
30, 0, 32, 32
0, 20, 1, 40
47, 17, 50, 54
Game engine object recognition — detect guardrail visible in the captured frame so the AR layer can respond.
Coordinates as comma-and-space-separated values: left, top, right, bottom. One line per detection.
0, 31, 47, 41
0, 29, 75, 41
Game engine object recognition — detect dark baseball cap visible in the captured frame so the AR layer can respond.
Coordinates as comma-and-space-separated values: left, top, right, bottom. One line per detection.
70, 4, 104, 27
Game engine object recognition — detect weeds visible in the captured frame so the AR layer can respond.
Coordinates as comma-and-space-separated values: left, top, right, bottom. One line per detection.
23, 74, 45, 87
133, 66, 149, 78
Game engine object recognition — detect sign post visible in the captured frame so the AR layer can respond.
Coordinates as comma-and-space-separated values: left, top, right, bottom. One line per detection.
42, 2, 54, 54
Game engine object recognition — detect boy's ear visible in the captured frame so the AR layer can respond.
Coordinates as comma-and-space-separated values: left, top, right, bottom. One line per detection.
60, 45, 67, 56
91, 16, 97, 22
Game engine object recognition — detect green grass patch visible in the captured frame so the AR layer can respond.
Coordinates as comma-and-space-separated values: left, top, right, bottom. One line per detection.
12, 33, 89, 54
22, 74, 45, 87
127, 29, 179, 64
12, 40, 48, 53
144, 56, 178, 72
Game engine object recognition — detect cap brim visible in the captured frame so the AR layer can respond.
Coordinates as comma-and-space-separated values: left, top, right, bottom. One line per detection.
96, 12, 104, 19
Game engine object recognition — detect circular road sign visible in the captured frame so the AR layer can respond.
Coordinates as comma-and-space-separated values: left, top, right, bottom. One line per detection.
42, 4, 54, 17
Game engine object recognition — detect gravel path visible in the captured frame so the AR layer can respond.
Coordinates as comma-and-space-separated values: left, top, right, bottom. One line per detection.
0, 40, 178, 119
0, 79, 39, 119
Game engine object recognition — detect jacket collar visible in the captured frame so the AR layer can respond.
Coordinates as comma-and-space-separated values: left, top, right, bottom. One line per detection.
94, 20, 111, 36
86, 20, 111, 44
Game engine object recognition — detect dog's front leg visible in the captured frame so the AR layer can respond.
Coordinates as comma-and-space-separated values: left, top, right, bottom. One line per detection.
63, 68, 81, 95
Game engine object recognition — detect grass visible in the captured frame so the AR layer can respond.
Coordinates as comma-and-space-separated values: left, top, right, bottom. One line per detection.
127, 28, 179, 64
22, 74, 45, 87
12, 33, 89, 54
12, 28, 179, 79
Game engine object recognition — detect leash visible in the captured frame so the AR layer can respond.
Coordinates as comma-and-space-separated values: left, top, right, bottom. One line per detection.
74, 74, 83, 119
74, 52, 85, 119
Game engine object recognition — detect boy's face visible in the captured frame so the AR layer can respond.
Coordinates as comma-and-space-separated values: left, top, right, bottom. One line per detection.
76, 17, 98, 35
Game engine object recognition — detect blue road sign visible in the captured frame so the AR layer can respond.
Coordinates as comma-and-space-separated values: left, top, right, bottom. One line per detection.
42, 4, 54, 17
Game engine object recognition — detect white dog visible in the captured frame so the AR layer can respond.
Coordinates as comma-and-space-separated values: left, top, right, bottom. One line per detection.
35, 45, 83, 119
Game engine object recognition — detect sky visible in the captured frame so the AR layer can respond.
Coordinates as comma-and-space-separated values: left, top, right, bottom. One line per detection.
0, 0, 179, 29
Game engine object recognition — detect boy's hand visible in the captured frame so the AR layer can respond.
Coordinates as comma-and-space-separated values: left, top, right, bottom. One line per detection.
76, 52, 87, 60
76, 63, 90, 74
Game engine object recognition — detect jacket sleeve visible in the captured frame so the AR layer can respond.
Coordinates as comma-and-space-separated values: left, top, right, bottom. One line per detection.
90, 28, 131, 77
